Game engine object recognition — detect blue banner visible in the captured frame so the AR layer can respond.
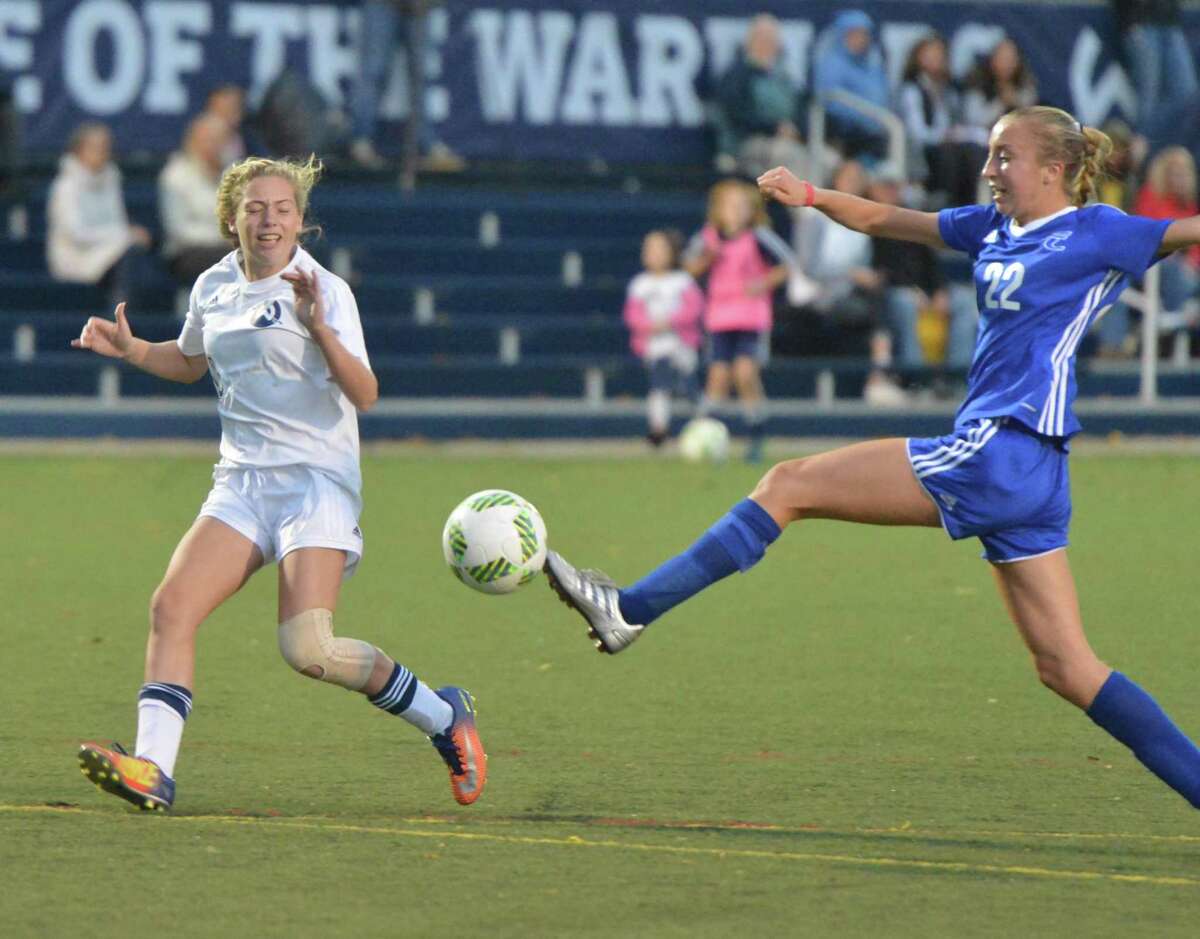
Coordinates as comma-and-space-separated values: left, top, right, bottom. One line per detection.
1, 0, 1195, 161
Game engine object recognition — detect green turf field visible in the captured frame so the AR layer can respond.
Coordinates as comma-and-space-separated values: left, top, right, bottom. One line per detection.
3, 447, 1199, 937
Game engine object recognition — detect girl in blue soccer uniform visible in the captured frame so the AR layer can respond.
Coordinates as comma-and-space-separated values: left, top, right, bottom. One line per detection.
546, 106, 1200, 811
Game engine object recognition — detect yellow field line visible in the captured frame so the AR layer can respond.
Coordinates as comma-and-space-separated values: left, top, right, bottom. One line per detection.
5, 803, 1198, 844
3, 804, 1196, 887
6, 803, 1200, 844
390, 814, 1200, 846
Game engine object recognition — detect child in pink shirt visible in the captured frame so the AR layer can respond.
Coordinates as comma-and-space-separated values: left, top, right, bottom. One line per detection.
624, 229, 704, 447
685, 180, 794, 461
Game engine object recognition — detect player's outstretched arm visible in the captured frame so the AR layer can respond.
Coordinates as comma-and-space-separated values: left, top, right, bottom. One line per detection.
283, 269, 379, 412
1159, 215, 1200, 256
71, 302, 208, 383
757, 166, 946, 248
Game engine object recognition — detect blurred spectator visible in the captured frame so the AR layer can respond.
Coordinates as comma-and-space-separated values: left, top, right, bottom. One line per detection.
47, 123, 152, 311
867, 168, 977, 376
897, 32, 985, 207
159, 114, 233, 286
787, 160, 904, 404
961, 39, 1038, 148
1097, 146, 1200, 355
685, 179, 794, 461
1110, 0, 1198, 156
348, 0, 462, 186
624, 229, 704, 447
711, 14, 806, 179
1097, 118, 1138, 210
204, 85, 247, 166
812, 10, 890, 161
1136, 148, 1200, 264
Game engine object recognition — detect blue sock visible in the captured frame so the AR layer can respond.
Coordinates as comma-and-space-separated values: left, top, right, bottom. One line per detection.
618, 498, 781, 626
369, 663, 417, 715
1087, 671, 1200, 808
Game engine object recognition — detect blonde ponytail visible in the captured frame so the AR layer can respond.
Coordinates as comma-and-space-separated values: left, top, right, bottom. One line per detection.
1074, 127, 1114, 207
1004, 106, 1113, 206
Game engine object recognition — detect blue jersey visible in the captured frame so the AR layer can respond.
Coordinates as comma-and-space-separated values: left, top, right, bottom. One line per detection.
938, 204, 1170, 437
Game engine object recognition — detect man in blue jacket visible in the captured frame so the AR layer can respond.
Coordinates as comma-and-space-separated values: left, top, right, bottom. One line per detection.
813, 10, 891, 161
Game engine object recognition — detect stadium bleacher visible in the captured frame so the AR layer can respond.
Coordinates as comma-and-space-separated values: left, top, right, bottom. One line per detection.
3, 174, 1198, 438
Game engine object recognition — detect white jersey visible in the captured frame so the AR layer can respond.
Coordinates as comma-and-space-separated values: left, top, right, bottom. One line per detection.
628, 270, 694, 360
177, 246, 370, 497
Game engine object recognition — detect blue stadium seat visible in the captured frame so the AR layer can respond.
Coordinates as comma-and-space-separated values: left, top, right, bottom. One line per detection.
119, 368, 215, 397
3, 311, 180, 354
338, 235, 640, 282
354, 277, 624, 318
0, 354, 103, 395
371, 356, 585, 397
350, 239, 565, 278
363, 320, 499, 357
519, 322, 627, 356
0, 271, 176, 316
0, 239, 47, 272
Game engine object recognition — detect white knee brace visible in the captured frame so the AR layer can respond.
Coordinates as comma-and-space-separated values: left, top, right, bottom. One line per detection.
277, 608, 376, 692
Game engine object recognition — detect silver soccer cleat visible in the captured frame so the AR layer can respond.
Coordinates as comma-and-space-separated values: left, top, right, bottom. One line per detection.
544, 550, 644, 654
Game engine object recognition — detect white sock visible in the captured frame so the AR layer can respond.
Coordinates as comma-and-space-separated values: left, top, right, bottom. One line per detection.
368, 662, 454, 735
404, 682, 454, 736
647, 390, 670, 434
135, 700, 185, 777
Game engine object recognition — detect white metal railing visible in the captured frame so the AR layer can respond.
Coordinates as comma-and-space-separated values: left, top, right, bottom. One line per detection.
806, 89, 907, 184
1115, 264, 1161, 403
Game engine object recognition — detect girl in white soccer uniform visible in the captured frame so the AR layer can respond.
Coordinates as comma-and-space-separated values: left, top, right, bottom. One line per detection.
73, 156, 485, 810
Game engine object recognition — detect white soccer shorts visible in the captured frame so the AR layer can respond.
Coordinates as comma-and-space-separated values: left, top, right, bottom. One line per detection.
198, 465, 364, 576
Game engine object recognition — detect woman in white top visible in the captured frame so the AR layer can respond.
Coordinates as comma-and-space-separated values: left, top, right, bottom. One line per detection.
46, 123, 152, 310
72, 156, 486, 811
158, 114, 234, 285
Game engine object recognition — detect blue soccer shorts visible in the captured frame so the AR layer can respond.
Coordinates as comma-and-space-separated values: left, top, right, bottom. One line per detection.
906, 417, 1071, 563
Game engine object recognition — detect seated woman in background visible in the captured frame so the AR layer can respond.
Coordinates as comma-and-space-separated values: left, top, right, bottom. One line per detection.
787, 160, 905, 405
47, 123, 152, 311
961, 39, 1038, 150
1097, 146, 1200, 356
897, 32, 983, 207
159, 114, 235, 286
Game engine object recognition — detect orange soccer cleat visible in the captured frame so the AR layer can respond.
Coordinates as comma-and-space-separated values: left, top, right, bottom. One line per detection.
429, 687, 487, 805
78, 741, 175, 812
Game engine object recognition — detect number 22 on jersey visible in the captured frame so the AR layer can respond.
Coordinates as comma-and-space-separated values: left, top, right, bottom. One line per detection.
983, 261, 1025, 311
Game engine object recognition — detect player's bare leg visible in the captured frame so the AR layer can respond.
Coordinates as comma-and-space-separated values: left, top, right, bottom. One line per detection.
548, 438, 940, 652
80, 517, 262, 810
147, 517, 264, 686
277, 547, 486, 805
990, 550, 1109, 708
992, 549, 1200, 808
750, 438, 941, 529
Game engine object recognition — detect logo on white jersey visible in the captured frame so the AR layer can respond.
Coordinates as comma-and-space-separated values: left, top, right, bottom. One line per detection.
252, 300, 284, 328
1042, 231, 1074, 252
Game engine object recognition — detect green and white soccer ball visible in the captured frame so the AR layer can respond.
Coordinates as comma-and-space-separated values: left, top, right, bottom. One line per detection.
678, 417, 731, 463
442, 489, 548, 595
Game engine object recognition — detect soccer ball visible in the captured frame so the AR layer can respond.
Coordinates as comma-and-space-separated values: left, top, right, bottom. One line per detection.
678, 417, 731, 463
442, 489, 548, 595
